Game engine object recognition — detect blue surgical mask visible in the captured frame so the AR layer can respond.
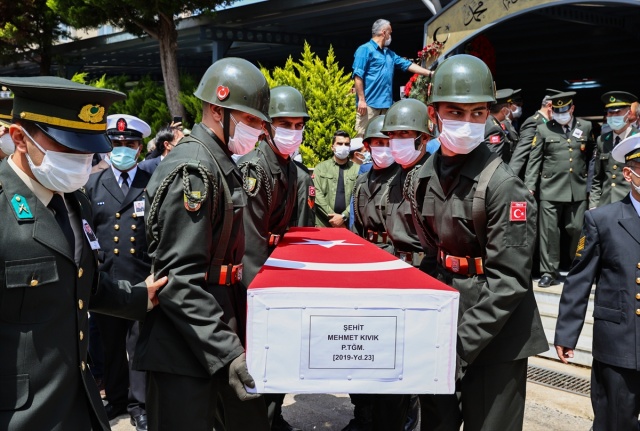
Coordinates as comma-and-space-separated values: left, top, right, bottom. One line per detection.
110, 146, 139, 171
607, 114, 627, 132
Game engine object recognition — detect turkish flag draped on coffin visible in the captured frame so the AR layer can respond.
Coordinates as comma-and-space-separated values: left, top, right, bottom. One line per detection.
246, 227, 459, 394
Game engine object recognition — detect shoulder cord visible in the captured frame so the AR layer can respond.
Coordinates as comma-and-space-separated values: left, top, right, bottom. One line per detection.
237, 159, 273, 209
403, 164, 438, 252
147, 161, 215, 243
352, 180, 364, 227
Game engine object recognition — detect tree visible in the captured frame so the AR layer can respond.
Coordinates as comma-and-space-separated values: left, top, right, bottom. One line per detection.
49, 0, 235, 118
0, 0, 69, 75
261, 42, 355, 167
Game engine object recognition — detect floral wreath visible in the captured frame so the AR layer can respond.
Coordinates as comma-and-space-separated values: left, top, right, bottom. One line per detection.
403, 41, 444, 104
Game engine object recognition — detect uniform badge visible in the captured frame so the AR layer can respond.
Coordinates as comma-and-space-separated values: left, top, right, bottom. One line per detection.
217, 85, 230, 101
489, 135, 500, 144
307, 197, 315, 209
116, 118, 128, 132
575, 236, 586, 257
184, 190, 202, 212
451, 257, 460, 273
11, 194, 33, 220
500, 123, 507, 131
531, 136, 537, 147
78, 104, 105, 123
572, 129, 583, 139
308, 186, 315, 197
244, 177, 257, 192
510, 202, 527, 222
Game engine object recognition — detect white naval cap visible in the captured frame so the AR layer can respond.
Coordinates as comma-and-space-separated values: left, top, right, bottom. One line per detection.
106, 114, 151, 141
350, 137, 364, 151
611, 134, 640, 163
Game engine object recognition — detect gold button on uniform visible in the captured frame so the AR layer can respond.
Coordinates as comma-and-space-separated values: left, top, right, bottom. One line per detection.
569, 168, 573, 172
636, 293, 640, 300
78, 267, 83, 278
130, 237, 135, 242
637, 262, 640, 269
612, 183, 616, 187
132, 213, 137, 219
637, 309, 640, 316
636, 277, 640, 284
30, 279, 38, 287
569, 148, 573, 152
114, 224, 120, 231
130, 248, 136, 254
612, 174, 617, 179
131, 225, 137, 231
79, 331, 84, 341
613, 165, 618, 170
569, 158, 573, 162
114, 236, 119, 243
81, 361, 86, 371
78, 299, 84, 310
115, 212, 121, 219
114, 248, 119, 255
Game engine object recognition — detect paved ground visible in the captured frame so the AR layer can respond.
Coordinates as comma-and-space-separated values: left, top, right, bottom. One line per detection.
110, 355, 594, 431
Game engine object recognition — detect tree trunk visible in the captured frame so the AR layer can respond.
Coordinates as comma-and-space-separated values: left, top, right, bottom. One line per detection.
157, 16, 186, 119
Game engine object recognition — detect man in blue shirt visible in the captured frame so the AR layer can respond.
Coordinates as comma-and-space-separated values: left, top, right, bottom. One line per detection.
353, 19, 432, 137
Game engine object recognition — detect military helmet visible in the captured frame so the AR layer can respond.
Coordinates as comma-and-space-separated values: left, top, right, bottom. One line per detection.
194, 57, 271, 122
429, 54, 495, 104
269, 86, 309, 119
363, 115, 387, 141
381, 99, 430, 134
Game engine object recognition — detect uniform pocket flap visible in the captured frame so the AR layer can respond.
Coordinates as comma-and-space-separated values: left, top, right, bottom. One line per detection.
5, 256, 59, 289
545, 138, 561, 144
0, 374, 29, 411
592, 304, 622, 323
599, 153, 610, 160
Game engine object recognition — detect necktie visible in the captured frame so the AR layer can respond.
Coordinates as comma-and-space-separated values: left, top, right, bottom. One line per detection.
120, 171, 129, 196
615, 136, 621, 146
48, 194, 75, 251
564, 125, 571, 136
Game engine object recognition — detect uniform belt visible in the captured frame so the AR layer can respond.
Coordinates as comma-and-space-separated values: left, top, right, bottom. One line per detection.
207, 263, 243, 286
367, 230, 388, 244
438, 249, 484, 276
268, 233, 281, 247
395, 250, 424, 266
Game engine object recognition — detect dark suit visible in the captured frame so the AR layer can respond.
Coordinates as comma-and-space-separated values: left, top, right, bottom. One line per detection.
85, 166, 151, 416
138, 156, 161, 175
555, 195, 640, 431
0, 160, 148, 431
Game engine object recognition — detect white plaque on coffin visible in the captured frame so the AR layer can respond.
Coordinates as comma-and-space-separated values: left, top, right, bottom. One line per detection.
246, 228, 459, 395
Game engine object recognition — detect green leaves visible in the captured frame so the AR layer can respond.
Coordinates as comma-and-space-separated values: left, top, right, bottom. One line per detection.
261, 42, 355, 167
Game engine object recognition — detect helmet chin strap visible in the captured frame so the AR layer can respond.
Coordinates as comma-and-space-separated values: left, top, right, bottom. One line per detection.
223, 108, 231, 146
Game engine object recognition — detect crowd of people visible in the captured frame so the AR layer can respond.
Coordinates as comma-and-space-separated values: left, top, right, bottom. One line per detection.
1, 16, 640, 431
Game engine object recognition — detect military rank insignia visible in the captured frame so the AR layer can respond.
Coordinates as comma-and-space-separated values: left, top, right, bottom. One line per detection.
11, 194, 33, 219
78, 104, 105, 123
308, 186, 315, 197
509, 202, 527, 222
489, 135, 500, 144
575, 235, 586, 257
184, 190, 202, 212
244, 177, 257, 193
531, 136, 537, 147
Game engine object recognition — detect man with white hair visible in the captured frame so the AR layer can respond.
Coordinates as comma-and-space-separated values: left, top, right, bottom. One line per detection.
352, 19, 432, 137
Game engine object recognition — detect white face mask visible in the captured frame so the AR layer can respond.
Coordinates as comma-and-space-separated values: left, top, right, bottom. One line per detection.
370, 146, 395, 168
437, 115, 485, 155
334, 145, 350, 160
389, 137, 421, 166
22, 128, 93, 193
0, 133, 14, 155
553, 112, 572, 126
272, 126, 303, 156
225, 115, 263, 156
628, 168, 640, 195
511, 106, 522, 119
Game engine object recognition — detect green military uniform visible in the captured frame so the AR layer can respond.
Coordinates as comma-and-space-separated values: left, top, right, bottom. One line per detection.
411, 55, 548, 431
589, 91, 639, 208
135, 58, 270, 431
502, 118, 519, 153
313, 157, 359, 227
292, 161, 315, 227
239, 142, 297, 285
0, 76, 150, 431
524, 92, 594, 283
509, 111, 548, 179
352, 116, 399, 254
483, 114, 511, 162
